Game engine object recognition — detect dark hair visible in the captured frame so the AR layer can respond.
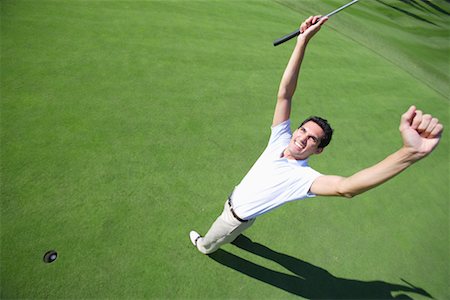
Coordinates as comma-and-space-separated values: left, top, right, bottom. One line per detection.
299, 116, 333, 148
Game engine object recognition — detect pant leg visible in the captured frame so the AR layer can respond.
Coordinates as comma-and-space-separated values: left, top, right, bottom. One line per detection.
196, 200, 255, 254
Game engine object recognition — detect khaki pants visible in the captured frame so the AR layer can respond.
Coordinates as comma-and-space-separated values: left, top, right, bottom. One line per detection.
196, 200, 255, 254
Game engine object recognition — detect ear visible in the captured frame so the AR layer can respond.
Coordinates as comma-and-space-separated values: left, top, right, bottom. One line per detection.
314, 147, 324, 155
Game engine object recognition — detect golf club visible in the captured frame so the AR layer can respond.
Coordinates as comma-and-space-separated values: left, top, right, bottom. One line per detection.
273, 0, 359, 46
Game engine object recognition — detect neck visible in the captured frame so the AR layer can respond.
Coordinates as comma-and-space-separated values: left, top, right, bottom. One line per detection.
282, 148, 308, 161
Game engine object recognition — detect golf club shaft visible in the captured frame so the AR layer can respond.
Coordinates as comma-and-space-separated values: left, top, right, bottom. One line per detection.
325, 0, 359, 18
273, 0, 359, 46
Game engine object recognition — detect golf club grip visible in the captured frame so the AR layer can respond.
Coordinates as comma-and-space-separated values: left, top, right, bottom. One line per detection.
273, 29, 300, 46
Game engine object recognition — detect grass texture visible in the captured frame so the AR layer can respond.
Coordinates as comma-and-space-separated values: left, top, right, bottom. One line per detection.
1, 0, 449, 299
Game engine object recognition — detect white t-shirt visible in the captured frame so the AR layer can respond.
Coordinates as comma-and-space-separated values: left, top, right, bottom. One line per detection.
232, 119, 322, 220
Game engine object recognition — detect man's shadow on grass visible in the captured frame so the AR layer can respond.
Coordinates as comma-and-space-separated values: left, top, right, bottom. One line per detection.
209, 235, 432, 299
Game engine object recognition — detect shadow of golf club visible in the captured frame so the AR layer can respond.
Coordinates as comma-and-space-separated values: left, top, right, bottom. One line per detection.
209, 235, 433, 299
399, 0, 450, 15
418, 0, 450, 16
376, 0, 439, 26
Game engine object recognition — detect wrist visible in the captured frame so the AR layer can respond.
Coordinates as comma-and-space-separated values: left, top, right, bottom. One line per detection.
398, 146, 421, 163
297, 35, 309, 46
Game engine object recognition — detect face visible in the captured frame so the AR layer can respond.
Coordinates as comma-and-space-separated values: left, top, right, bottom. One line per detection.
284, 121, 325, 160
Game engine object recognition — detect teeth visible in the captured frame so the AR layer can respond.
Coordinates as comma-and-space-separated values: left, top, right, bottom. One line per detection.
295, 141, 302, 148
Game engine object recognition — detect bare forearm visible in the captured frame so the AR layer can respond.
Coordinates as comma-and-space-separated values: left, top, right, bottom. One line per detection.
338, 147, 418, 197
277, 38, 308, 101
312, 106, 443, 198
272, 16, 327, 126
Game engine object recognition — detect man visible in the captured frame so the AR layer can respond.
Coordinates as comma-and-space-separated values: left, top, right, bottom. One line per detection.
189, 16, 444, 255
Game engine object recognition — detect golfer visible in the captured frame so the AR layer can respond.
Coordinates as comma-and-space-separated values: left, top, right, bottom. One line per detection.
189, 16, 443, 254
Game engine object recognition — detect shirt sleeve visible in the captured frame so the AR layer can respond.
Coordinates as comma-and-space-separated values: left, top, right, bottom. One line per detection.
269, 119, 292, 146
304, 169, 322, 198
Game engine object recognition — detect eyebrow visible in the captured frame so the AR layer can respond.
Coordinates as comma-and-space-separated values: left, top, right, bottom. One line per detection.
300, 126, 320, 143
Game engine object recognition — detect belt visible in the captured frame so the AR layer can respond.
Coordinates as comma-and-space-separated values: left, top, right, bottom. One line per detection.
227, 198, 248, 223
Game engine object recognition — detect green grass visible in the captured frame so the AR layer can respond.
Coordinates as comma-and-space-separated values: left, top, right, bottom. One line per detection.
1, 0, 448, 299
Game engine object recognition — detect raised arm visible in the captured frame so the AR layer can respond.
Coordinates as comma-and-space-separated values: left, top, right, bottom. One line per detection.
273, 16, 328, 127
310, 106, 444, 197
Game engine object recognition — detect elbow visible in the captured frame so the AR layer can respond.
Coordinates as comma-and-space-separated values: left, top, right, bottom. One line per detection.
277, 87, 292, 103
336, 187, 358, 199
335, 178, 361, 199
277, 94, 291, 103
341, 192, 356, 199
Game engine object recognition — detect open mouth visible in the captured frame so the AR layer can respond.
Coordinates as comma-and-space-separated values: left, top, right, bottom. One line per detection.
295, 141, 304, 150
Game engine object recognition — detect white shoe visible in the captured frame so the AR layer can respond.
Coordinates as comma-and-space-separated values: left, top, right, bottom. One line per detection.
189, 231, 201, 246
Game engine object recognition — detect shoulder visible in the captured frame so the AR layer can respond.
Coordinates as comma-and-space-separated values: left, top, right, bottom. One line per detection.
297, 162, 321, 177
270, 119, 292, 138
271, 119, 291, 131
268, 119, 292, 148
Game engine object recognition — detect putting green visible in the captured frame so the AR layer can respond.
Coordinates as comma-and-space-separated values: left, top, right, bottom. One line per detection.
1, 0, 448, 299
